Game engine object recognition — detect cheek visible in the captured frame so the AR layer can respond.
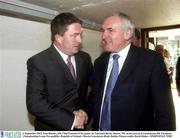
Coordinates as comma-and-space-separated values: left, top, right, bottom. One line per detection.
62, 36, 69, 44
114, 34, 124, 43
65, 37, 74, 45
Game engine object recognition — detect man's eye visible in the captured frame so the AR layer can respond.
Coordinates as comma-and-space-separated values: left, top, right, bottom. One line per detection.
109, 29, 113, 32
105, 28, 114, 33
71, 34, 78, 37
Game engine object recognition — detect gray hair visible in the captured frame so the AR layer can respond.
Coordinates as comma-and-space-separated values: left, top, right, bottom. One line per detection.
111, 12, 135, 32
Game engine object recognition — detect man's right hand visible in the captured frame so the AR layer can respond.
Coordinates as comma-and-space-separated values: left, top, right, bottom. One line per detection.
73, 109, 88, 129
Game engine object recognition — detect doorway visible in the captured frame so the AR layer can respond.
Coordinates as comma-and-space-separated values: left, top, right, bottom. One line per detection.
141, 26, 180, 131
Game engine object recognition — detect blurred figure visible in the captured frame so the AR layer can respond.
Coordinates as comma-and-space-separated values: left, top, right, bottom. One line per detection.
164, 49, 173, 83
164, 49, 171, 67
131, 28, 141, 47
155, 46, 173, 83
176, 56, 180, 96
155, 44, 164, 57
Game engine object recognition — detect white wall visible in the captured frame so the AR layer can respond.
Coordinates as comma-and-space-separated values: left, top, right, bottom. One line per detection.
0, 15, 101, 130
0, 15, 51, 130
82, 29, 102, 62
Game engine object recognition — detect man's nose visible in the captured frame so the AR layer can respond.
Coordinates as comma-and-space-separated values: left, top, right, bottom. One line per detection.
102, 31, 108, 39
77, 35, 82, 43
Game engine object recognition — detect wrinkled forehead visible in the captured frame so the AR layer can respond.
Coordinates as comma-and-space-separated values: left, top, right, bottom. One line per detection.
102, 16, 121, 29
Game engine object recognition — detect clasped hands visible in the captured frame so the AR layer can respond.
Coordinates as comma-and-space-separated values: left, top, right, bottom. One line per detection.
73, 109, 88, 129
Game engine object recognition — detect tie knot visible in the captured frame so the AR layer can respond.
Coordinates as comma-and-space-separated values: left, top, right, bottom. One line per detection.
113, 54, 120, 60
67, 56, 71, 62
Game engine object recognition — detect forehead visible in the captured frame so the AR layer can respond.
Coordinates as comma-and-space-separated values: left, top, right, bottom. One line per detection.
66, 23, 82, 31
102, 16, 121, 29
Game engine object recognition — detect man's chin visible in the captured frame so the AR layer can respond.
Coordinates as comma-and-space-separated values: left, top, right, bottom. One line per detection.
103, 46, 113, 52
73, 49, 79, 54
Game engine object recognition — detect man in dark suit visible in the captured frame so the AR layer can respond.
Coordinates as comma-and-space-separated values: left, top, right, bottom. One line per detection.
176, 57, 180, 96
86, 12, 176, 131
26, 13, 92, 130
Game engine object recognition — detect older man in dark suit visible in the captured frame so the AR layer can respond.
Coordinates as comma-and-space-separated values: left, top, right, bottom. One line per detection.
86, 12, 175, 131
26, 13, 92, 130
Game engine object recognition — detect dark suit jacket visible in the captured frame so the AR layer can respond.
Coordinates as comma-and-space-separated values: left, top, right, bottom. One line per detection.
176, 57, 180, 93
26, 45, 93, 130
89, 45, 175, 131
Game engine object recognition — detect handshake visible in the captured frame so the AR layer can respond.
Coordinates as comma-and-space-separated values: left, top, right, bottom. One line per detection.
73, 109, 88, 129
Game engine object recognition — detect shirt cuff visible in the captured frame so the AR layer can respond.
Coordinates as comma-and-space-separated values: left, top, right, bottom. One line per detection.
71, 115, 76, 130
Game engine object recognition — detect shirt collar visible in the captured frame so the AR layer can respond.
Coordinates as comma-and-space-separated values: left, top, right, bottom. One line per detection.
53, 44, 69, 62
110, 44, 131, 59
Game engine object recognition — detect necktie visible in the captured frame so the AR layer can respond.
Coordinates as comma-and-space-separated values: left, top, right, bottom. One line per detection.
67, 56, 76, 80
100, 54, 120, 131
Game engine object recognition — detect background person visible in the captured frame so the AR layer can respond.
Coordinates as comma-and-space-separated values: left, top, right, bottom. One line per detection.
164, 49, 173, 83
131, 28, 141, 47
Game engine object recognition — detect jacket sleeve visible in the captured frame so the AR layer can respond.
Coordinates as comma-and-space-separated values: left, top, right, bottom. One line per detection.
151, 55, 176, 130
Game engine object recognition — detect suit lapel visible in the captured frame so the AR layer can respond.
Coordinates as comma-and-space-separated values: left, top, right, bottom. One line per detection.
116, 45, 139, 84
99, 53, 111, 100
74, 53, 83, 86
48, 45, 75, 81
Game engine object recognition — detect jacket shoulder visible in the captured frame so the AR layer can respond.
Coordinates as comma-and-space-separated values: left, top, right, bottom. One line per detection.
94, 52, 110, 63
78, 51, 92, 61
27, 47, 53, 67
132, 46, 163, 60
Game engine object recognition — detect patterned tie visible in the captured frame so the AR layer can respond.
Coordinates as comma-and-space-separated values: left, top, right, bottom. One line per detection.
100, 54, 120, 131
67, 56, 76, 80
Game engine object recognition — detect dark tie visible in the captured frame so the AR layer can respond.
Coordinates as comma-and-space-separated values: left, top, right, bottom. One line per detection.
100, 54, 120, 131
67, 56, 76, 80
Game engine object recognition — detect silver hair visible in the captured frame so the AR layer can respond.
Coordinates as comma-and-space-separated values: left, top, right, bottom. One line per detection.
110, 12, 135, 32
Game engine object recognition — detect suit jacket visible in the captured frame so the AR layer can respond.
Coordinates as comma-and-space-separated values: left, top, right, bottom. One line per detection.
26, 45, 93, 130
90, 45, 175, 131
176, 57, 180, 93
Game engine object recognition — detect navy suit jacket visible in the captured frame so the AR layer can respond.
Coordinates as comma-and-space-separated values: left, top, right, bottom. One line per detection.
26, 45, 93, 130
90, 45, 175, 131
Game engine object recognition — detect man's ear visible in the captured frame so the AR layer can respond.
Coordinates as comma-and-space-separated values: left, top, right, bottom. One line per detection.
124, 29, 133, 40
55, 34, 63, 43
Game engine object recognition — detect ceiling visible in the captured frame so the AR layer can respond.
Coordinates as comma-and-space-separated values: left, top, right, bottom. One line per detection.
2, 0, 180, 29
19, 0, 180, 28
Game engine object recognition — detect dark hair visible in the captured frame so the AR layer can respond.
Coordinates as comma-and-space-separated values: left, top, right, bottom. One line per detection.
51, 12, 82, 42
134, 28, 141, 40
155, 44, 164, 56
